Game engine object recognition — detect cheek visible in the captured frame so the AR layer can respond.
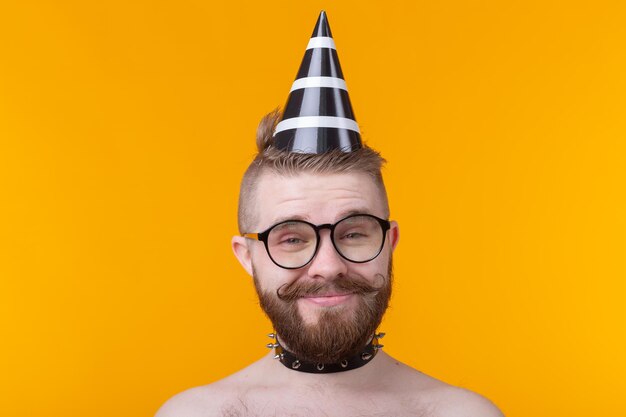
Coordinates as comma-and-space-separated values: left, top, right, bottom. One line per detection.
348, 259, 389, 280
252, 256, 301, 292
249, 244, 276, 272
371, 248, 393, 276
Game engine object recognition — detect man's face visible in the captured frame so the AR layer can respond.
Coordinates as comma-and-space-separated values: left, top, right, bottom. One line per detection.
232, 171, 399, 363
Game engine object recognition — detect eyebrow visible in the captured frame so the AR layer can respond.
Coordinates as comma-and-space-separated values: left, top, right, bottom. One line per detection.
269, 214, 311, 226
336, 208, 374, 219
269, 208, 375, 227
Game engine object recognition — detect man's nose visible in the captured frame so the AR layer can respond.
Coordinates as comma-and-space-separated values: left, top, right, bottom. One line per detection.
306, 230, 348, 279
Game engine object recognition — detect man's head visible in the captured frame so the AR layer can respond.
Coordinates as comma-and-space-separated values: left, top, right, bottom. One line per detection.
231, 111, 399, 363
237, 110, 390, 234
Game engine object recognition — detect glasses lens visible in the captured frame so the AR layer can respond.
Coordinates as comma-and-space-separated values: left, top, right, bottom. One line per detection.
333, 215, 385, 262
266, 221, 317, 268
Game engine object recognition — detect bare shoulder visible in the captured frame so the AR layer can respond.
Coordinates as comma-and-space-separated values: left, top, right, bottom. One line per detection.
154, 386, 214, 417
382, 357, 503, 417
426, 385, 504, 417
154, 383, 236, 417
154, 358, 271, 417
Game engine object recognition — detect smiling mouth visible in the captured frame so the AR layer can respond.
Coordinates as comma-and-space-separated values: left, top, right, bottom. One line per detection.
301, 293, 355, 307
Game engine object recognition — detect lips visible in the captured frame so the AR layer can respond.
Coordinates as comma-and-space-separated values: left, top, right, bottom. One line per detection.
276, 274, 383, 303
301, 292, 355, 307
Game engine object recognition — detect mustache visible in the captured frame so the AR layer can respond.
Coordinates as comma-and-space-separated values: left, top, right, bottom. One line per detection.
276, 274, 386, 302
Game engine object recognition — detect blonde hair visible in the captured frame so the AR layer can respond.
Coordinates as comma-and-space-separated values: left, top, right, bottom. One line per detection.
238, 110, 388, 233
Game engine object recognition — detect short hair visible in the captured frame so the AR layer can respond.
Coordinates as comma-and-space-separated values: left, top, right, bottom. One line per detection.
237, 110, 389, 233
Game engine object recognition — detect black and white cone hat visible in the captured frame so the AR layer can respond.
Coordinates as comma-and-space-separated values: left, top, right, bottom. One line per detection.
273, 11, 362, 153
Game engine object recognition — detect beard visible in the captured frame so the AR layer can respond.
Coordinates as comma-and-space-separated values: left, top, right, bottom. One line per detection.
253, 259, 393, 364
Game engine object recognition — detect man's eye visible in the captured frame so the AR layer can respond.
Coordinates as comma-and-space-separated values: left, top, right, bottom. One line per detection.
282, 237, 306, 244
343, 232, 366, 239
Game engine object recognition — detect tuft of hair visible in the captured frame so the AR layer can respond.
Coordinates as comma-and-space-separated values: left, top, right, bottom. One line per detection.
238, 111, 388, 233
256, 108, 281, 152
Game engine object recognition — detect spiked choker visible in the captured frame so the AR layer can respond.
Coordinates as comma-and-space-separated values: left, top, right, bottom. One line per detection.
266, 332, 385, 374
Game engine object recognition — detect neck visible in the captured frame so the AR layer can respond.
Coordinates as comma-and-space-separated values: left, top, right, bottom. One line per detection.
267, 332, 385, 375
259, 348, 395, 388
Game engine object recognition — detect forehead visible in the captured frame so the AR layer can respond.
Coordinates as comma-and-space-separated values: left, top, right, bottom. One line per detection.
254, 171, 386, 229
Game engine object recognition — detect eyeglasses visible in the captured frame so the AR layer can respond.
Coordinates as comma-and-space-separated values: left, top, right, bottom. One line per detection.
242, 214, 391, 270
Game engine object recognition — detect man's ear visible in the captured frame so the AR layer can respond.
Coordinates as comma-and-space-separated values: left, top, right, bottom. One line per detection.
232, 235, 254, 276
389, 220, 400, 252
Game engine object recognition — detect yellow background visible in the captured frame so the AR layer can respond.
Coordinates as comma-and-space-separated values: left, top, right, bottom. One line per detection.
1, 1, 625, 416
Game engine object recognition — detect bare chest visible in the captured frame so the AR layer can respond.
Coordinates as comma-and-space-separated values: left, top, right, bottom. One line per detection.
216, 391, 434, 417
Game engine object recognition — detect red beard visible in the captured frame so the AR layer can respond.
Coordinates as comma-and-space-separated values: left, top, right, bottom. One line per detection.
253, 261, 392, 364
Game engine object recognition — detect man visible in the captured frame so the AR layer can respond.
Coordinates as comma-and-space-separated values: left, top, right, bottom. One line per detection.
157, 11, 503, 417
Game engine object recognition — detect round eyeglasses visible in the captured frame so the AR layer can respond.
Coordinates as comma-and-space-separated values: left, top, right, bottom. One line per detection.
242, 214, 391, 270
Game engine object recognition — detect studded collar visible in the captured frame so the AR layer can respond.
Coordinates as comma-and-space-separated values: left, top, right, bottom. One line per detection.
267, 332, 385, 374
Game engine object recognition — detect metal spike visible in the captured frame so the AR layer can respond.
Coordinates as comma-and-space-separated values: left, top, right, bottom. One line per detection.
340, 360, 348, 368
361, 352, 373, 361
267, 333, 276, 339
292, 360, 301, 369
266, 343, 280, 349
273, 353, 284, 360
316, 363, 325, 371
375, 332, 386, 339
373, 344, 384, 350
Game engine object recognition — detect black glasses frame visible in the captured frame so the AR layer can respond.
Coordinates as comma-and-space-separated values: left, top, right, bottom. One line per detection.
242, 214, 391, 270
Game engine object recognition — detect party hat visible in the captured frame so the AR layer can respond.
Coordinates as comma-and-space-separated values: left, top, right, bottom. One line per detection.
273, 11, 362, 153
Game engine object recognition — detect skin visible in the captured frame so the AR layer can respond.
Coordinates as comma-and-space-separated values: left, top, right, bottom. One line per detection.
155, 172, 504, 417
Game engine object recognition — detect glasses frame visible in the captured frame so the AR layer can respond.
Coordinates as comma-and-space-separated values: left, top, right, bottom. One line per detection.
242, 213, 391, 270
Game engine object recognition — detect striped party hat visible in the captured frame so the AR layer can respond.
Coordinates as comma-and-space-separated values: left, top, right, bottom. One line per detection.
273, 11, 362, 153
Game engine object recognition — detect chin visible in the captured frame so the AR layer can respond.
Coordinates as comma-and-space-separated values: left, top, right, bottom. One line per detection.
298, 307, 352, 327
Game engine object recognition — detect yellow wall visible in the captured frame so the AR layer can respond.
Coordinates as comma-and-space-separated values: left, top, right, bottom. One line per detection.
1, 1, 625, 415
